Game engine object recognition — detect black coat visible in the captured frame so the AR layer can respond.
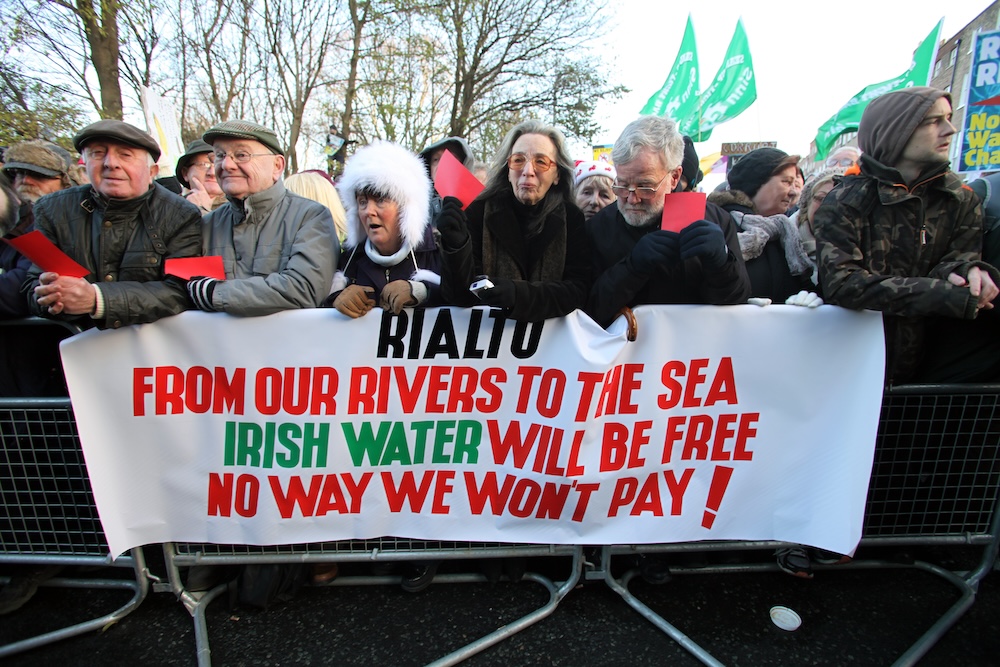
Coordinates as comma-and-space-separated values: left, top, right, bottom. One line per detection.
440, 189, 592, 322
585, 201, 751, 327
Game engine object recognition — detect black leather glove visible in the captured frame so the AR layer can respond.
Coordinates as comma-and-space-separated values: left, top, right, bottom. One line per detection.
475, 276, 515, 309
437, 196, 470, 249
679, 219, 728, 270
187, 277, 220, 311
630, 230, 680, 274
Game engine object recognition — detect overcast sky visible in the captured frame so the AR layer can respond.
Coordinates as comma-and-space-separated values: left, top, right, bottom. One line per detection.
584, 0, 995, 165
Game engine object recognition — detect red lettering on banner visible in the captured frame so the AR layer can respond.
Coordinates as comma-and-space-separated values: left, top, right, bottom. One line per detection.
348, 366, 507, 415
207, 472, 258, 517
464, 472, 595, 521
575, 371, 603, 421
607, 469, 693, 517
268, 472, 373, 518
135, 366, 246, 416
514, 366, 542, 413
487, 420, 580, 475
658, 358, 738, 409
596, 364, 643, 416
660, 413, 760, 462
381, 470, 435, 511
599, 420, 652, 471
465, 471, 516, 515
254, 367, 337, 416
431, 470, 455, 514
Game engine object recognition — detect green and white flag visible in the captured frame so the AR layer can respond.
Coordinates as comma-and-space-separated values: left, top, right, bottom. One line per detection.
641, 14, 699, 120
680, 18, 756, 142
813, 19, 943, 161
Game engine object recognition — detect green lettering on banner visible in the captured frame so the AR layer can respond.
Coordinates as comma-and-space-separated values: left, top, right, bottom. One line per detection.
223, 421, 330, 468
342, 420, 483, 465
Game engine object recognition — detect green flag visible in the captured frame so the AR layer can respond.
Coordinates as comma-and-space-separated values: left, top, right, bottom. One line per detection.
813, 19, 943, 160
680, 18, 756, 142
641, 15, 699, 119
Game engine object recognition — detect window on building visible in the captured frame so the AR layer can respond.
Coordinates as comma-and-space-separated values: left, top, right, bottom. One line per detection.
935, 60, 942, 76
950, 48, 958, 67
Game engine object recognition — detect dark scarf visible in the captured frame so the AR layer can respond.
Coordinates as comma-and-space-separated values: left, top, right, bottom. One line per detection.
481, 192, 567, 282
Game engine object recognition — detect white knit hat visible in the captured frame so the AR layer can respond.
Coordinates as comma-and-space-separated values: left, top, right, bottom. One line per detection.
573, 160, 616, 186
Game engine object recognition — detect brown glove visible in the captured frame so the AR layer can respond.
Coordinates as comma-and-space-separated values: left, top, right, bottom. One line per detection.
380, 280, 417, 314
333, 284, 376, 318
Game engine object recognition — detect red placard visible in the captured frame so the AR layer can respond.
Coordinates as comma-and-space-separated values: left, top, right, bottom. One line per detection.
433, 150, 484, 209
661, 192, 707, 233
165, 256, 226, 280
3, 230, 89, 278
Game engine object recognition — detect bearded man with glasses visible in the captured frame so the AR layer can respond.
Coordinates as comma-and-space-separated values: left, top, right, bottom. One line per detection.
186, 120, 338, 316
585, 116, 750, 329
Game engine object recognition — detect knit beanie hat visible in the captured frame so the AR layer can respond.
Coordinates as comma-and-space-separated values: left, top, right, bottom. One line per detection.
857, 87, 950, 166
727, 147, 800, 198
680, 136, 703, 191
573, 160, 616, 186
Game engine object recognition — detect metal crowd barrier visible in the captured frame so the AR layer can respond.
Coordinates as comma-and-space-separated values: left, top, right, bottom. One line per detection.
162, 539, 581, 667
603, 383, 1000, 667
0, 396, 150, 658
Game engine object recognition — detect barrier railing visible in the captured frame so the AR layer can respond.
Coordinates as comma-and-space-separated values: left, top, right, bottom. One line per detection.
602, 383, 1000, 667
0, 396, 149, 658
2, 315, 997, 665
162, 539, 581, 667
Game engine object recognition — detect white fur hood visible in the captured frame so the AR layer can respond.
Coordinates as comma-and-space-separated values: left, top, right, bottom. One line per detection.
337, 140, 431, 250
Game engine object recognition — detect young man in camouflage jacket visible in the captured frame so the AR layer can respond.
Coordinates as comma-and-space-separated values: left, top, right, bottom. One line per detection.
815, 87, 1000, 383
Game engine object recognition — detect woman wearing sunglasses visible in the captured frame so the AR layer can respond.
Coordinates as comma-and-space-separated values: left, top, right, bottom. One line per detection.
437, 119, 591, 321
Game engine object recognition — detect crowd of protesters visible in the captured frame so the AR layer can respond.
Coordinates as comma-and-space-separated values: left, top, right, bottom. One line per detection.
2, 83, 1000, 603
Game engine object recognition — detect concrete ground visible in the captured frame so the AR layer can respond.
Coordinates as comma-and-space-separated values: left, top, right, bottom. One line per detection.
1, 545, 998, 666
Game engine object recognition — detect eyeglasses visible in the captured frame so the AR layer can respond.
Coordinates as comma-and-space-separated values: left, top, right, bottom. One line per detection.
611, 173, 669, 200
507, 153, 556, 172
189, 161, 214, 170
213, 150, 275, 164
825, 157, 855, 168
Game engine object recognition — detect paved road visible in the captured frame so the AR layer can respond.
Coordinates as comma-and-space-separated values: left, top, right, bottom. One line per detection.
2, 545, 998, 666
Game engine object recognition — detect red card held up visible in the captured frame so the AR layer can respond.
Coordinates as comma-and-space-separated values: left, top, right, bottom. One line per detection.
433, 149, 484, 209
661, 192, 707, 233
165, 256, 226, 281
3, 230, 89, 278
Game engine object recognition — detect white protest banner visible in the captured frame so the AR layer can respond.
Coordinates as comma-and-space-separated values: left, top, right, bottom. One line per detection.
61, 306, 885, 557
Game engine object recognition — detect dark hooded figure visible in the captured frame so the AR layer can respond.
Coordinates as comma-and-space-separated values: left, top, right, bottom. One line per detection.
815, 86, 1000, 383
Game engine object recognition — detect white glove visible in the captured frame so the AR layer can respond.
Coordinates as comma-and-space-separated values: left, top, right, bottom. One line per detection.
785, 290, 823, 308
747, 297, 772, 307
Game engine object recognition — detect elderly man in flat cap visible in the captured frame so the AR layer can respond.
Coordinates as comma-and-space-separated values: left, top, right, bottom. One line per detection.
25, 119, 203, 329
176, 139, 226, 214
187, 119, 337, 316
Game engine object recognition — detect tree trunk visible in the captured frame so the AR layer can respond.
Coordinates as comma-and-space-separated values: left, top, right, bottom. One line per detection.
76, 0, 124, 119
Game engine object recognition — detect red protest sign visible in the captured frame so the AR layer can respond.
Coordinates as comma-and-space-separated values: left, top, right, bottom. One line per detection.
661, 192, 706, 233
433, 150, 484, 209
3, 230, 90, 278
165, 256, 226, 280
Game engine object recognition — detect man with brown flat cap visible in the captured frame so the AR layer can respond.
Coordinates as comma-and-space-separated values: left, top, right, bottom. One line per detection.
187, 119, 337, 316
24, 119, 202, 329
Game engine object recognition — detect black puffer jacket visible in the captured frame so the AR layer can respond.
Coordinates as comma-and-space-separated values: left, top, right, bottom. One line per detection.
25, 183, 203, 328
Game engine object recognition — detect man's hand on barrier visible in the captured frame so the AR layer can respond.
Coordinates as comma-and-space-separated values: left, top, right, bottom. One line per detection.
34, 272, 95, 315
380, 280, 416, 314
950, 267, 998, 310
679, 219, 728, 269
630, 230, 680, 274
334, 284, 376, 318
187, 277, 220, 312
785, 290, 824, 308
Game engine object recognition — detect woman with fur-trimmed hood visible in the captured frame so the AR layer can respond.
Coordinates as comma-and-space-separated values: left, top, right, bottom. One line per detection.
324, 140, 440, 317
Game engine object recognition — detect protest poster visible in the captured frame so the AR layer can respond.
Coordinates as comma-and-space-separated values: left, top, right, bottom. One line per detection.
61, 306, 884, 558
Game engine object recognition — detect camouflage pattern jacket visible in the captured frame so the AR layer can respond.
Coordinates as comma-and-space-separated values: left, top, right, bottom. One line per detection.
814, 155, 998, 382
